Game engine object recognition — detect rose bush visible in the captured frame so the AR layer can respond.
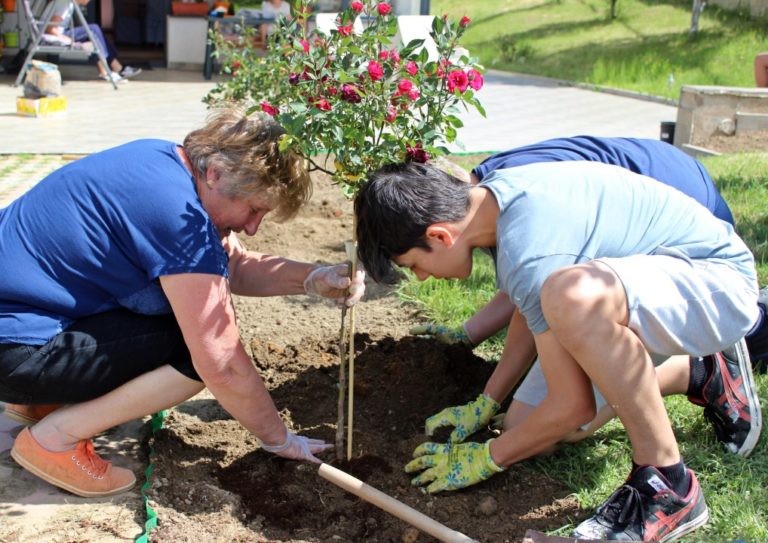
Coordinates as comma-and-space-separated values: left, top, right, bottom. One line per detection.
205, 0, 485, 195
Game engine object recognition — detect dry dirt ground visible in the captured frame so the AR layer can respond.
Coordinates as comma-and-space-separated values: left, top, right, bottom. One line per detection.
697, 130, 768, 154
143, 170, 583, 543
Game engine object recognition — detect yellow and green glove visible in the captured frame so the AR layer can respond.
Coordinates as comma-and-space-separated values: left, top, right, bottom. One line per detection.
409, 323, 473, 346
425, 393, 500, 443
405, 440, 505, 493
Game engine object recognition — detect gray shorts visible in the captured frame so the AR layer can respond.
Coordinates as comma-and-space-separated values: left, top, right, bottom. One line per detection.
514, 249, 758, 408
514, 353, 670, 410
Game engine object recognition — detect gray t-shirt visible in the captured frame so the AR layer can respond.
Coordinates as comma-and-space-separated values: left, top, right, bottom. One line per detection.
481, 161, 750, 335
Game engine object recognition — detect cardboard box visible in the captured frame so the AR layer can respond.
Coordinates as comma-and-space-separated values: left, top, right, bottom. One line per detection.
16, 96, 67, 117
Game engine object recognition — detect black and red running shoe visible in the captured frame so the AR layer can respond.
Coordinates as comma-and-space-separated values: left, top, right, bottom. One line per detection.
689, 338, 762, 457
572, 466, 708, 542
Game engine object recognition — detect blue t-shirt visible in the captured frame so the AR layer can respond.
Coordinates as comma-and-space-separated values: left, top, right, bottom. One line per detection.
472, 136, 734, 225
0, 139, 229, 345
482, 161, 752, 335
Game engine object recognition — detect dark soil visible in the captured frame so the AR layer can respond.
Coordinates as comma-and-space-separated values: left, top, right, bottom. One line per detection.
144, 171, 583, 543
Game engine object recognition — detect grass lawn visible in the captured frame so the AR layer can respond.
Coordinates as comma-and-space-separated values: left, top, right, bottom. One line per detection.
432, 0, 766, 99
399, 152, 768, 541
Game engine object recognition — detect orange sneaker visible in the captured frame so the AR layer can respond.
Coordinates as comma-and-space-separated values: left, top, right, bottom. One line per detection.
3, 403, 63, 425
10, 427, 136, 497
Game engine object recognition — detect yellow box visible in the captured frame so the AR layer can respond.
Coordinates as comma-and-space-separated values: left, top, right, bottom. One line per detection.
16, 96, 67, 117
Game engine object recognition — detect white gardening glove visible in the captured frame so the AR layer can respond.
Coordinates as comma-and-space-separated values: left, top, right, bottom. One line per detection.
303, 263, 365, 307
261, 431, 333, 464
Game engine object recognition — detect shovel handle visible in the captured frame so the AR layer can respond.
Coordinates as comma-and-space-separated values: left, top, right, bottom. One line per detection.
318, 463, 476, 543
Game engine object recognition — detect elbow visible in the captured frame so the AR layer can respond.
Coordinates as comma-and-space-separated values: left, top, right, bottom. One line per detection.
192, 348, 244, 389
198, 362, 238, 389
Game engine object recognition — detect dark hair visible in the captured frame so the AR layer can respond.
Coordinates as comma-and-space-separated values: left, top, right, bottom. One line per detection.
354, 162, 471, 284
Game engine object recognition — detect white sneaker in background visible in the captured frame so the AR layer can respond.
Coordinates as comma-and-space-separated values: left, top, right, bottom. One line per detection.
119, 66, 142, 79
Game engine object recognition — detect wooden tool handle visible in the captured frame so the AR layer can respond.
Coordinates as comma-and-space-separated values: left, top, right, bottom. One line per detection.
318, 463, 477, 543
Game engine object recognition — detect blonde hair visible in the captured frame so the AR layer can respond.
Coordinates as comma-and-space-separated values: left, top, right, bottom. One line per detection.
183, 107, 311, 221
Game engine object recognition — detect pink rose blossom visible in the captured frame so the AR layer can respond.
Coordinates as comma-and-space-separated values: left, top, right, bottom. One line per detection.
390, 49, 401, 64
337, 24, 353, 36
314, 98, 332, 111
397, 79, 413, 93
341, 83, 362, 103
405, 61, 418, 76
367, 60, 384, 81
299, 39, 309, 53
407, 88, 420, 100
459, 15, 471, 27
406, 143, 429, 163
379, 50, 390, 61
260, 102, 279, 116
447, 69, 469, 93
385, 106, 398, 123
467, 69, 484, 91
377, 2, 391, 15
351, 0, 364, 12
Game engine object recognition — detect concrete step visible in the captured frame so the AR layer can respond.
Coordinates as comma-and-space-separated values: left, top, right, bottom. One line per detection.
736, 112, 768, 133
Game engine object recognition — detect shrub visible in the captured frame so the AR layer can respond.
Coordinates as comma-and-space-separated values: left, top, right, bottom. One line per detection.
205, 0, 486, 195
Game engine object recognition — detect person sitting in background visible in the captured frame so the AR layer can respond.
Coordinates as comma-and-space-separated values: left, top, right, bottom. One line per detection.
0, 107, 365, 498
755, 53, 768, 87
45, 0, 142, 83
259, 0, 292, 46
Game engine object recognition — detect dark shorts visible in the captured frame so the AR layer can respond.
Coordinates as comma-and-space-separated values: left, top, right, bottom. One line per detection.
0, 309, 199, 404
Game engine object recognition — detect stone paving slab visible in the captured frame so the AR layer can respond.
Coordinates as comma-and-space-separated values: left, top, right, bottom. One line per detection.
0, 406, 146, 542
0, 66, 217, 155
450, 71, 678, 153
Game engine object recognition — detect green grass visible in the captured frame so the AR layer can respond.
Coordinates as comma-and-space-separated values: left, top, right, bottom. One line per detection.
432, 0, 767, 99
399, 152, 768, 540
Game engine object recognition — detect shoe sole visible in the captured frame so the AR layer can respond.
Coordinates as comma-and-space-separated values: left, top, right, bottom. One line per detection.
10, 447, 135, 498
731, 338, 762, 457
659, 508, 709, 543
3, 409, 39, 426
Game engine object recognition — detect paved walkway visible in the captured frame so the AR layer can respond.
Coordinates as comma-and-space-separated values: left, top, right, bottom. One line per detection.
0, 67, 677, 156
0, 66, 677, 207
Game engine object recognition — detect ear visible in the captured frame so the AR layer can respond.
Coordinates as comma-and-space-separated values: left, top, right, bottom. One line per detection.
205, 164, 221, 189
425, 223, 458, 248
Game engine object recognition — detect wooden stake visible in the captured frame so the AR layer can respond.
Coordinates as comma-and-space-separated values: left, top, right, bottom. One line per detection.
335, 305, 347, 461
319, 463, 477, 543
344, 240, 357, 461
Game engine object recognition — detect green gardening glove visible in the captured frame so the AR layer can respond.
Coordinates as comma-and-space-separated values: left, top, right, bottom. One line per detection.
425, 393, 500, 443
405, 440, 505, 493
409, 323, 472, 346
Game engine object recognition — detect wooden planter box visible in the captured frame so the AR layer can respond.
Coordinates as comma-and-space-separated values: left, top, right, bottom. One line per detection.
171, 2, 210, 16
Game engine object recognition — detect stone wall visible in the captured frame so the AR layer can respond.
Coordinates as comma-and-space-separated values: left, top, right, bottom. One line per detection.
674, 85, 768, 148
710, 0, 768, 19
